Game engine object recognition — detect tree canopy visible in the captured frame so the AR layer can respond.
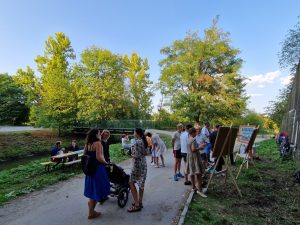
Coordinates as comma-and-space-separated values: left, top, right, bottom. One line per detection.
279, 17, 300, 72
159, 18, 247, 123
0, 73, 29, 124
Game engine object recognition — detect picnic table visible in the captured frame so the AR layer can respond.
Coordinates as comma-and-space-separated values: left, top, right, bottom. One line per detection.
40, 149, 84, 171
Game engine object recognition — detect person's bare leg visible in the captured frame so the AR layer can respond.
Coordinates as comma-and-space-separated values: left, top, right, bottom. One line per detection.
174, 158, 178, 175
88, 199, 100, 219
196, 174, 203, 191
156, 157, 159, 167
160, 155, 165, 167
183, 159, 188, 182
190, 174, 195, 190
129, 182, 139, 207
177, 158, 182, 174
138, 187, 144, 206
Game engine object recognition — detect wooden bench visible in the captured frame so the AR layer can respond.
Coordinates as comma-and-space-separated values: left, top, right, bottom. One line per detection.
64, 159, 81, 166
40, 161, 57, 171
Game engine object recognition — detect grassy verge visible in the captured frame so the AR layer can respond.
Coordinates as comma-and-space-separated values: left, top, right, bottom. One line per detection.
0, 130, 86, 161
159, 133, 172, 149
184, 139, 300, 225
0, 143, 129, 205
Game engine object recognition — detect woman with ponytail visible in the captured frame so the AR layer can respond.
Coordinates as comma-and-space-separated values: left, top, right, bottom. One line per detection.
127, 128, 148, 212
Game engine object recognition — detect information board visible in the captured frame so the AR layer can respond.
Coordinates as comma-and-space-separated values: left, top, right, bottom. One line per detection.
238, 125, 256, 143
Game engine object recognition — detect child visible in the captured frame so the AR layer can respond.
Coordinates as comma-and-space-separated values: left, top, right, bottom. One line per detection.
186, 128, 207, 198
122, 133, 132, 154
145, 133, 154, 164
150, 133, 166, 168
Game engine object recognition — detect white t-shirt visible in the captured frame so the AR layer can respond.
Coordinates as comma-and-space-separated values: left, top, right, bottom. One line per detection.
180, 131, 189, 154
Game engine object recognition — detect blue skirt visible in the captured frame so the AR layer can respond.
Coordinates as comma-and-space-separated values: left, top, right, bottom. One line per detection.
84, 164, 110, 201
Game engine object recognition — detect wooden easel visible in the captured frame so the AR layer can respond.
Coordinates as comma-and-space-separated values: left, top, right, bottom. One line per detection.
206, 126, 242, 197
235, 127, 263, 181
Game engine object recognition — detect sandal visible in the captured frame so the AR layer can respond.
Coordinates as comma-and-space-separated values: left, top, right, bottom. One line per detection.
127, 205, 141, 213
132, 202, 143, 208
88, 211, 101, 219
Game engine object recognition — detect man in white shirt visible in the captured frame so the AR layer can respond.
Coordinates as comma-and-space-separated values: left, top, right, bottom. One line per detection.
180, 124, 193, 185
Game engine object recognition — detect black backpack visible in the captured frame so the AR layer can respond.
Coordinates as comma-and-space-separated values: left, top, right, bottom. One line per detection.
81, 154, 98, 176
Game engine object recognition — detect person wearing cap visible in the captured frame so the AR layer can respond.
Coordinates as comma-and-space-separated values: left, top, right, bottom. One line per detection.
172, 123, 184, 181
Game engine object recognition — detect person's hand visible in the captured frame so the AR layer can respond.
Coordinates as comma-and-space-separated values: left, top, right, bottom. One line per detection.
199, 143, 206, 149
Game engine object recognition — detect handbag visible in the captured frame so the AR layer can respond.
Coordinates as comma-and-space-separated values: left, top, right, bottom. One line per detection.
81, 154, 98, 176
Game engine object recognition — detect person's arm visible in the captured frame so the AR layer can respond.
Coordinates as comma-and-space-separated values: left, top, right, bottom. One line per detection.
191, 140, 198, 152
152, 136, 158, 150
171, 133, 176, 150
95, 142, 107, 164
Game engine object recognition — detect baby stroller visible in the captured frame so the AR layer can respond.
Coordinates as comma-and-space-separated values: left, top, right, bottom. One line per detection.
106, 163, 130, 208
278, 135, 290, 157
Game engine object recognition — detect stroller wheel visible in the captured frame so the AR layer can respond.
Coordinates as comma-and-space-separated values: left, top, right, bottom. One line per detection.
117, 187, 129, 208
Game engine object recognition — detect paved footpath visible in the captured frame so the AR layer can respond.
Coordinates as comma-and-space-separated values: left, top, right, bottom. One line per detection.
0, 130, 191, 225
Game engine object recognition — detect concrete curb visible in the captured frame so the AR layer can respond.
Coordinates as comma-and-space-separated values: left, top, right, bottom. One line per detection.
177, 190, 194, 225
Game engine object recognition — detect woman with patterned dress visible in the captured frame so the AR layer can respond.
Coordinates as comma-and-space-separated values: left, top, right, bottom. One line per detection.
127, 128, 148, 212
83, 129, 110, 219
186, 127, 207, 198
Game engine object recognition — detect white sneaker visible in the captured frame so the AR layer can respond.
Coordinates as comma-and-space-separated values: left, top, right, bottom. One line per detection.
151, 162, 155, 166
197, 190, 207, 198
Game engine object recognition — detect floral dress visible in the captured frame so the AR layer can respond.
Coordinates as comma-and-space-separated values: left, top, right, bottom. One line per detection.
129, 138, 148, 189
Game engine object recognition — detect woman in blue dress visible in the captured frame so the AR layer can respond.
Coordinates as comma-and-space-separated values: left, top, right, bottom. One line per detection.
84, 128, 110, 219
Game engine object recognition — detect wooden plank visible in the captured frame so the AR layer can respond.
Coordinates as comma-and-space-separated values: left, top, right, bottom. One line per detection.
64, 159, 81, 166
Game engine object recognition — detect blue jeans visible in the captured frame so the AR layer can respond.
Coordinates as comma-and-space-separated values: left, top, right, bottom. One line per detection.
205, 143, 212, 155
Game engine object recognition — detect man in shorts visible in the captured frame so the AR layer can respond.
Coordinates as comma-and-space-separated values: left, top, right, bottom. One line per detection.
180, 124, 193, 185
172, 123, 183, 181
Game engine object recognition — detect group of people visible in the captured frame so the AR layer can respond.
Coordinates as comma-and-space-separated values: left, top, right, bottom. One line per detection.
83, 128, 151, 218
121, 132, 167, 168
81, 123, 225, 219
172, 122, 222, 198
50, 140, 80, 162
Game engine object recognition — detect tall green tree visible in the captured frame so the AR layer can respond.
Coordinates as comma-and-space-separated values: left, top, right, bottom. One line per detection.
123, 52, 153, 119
0, 74, 29, 124
279, 17, 300, 72
35, 32, 76, 132
265, 84, 292, 127
159, 18, 247, 123
73, 46, 126, 122
13, 66, 41, 106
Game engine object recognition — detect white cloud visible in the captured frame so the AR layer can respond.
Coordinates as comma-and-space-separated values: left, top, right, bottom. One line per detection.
245, 70, 281, 88
248, 93, 264, 97
280, 75, 293, 85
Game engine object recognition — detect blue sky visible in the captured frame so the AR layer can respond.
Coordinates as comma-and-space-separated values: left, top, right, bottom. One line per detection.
0, 0, 299, 113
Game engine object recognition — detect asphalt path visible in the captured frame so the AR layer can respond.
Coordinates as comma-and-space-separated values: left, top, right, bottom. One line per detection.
0, 126, 42, 132
0, 129, 269, 225
0, 130, 190, 225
